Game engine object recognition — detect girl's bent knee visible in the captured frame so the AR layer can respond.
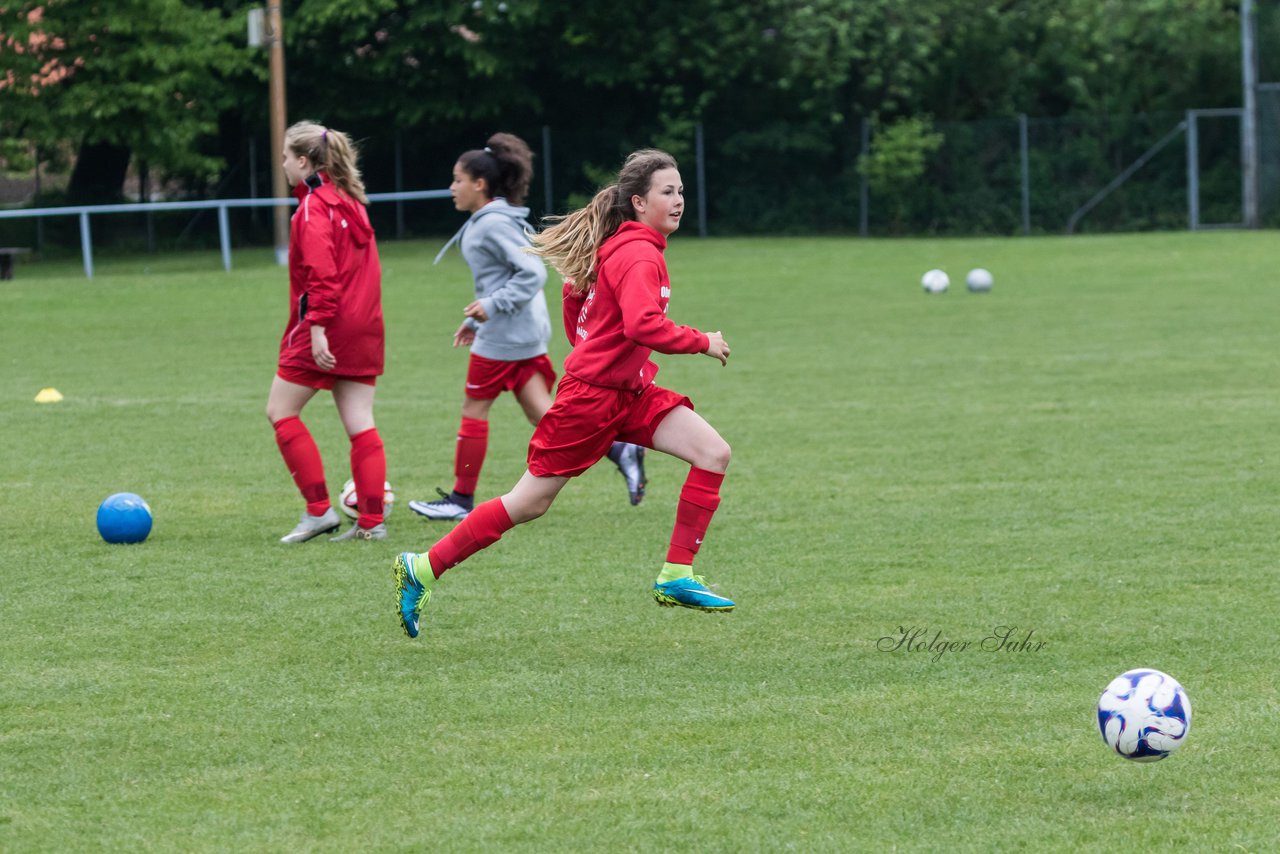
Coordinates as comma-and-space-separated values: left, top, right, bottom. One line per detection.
512, 504, 547, 525
506, 496, 553, 525
703, 440, 731, 473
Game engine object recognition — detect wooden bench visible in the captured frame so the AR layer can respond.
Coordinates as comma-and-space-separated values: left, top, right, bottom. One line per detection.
0, 247, 32, 280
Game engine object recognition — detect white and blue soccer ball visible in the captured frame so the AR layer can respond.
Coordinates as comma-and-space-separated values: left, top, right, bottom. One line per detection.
966, 268, 994, 293
921, 269, 950, 294
339, 479, 395, 519
1097, 668, 1191, 762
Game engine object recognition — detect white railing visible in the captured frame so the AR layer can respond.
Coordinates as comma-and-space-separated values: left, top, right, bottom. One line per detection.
0, 189, 450, 278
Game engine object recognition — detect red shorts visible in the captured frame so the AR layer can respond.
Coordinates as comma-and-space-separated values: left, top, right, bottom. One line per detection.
277, 365, 376, 390
465, 353, 556, 401
527, 376, 692, 478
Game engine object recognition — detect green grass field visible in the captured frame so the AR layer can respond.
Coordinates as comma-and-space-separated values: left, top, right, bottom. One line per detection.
2, 231, 1278, 851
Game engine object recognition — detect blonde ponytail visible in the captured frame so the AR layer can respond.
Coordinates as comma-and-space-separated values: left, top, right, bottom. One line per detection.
285, 120, 368, 204
531, 185, 626, 293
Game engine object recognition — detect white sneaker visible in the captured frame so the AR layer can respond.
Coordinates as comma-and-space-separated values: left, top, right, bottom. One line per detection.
408, 488, 472, 520
280, 507, 341, 543
330, 522, 388, 541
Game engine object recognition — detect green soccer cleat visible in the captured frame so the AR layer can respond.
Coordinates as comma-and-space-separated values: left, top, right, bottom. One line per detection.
393, 552, 432, 638
653, 575, 735, 612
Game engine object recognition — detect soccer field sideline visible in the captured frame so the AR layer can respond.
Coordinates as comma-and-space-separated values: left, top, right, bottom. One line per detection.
1, 232, 1277, 850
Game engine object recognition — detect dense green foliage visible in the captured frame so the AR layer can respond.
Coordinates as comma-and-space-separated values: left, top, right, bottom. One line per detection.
1, 1, 254, 187
3, 233, 1280, 848
0, 1, 1267, 232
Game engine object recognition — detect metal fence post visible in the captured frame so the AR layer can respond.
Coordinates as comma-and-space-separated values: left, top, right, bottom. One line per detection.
218, 204, 232, 271
1242, 0, 1259, 228
1186, 110, 1200, 230
696, 123, 707, 237
859, 118, 870, 237
79, 212, 93, 279
33, 145, 43, 252
542, 125, 553, 215
249, 137, 262, 229
395, 131, 405, 240
1019, 113, 1031, 235
141, 161, 155, 252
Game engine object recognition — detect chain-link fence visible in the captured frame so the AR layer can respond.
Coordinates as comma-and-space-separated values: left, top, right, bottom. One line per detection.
2, 106, 1277, 254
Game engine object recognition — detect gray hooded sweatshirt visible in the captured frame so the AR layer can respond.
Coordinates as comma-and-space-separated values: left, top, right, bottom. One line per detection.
435, 198, 551, 362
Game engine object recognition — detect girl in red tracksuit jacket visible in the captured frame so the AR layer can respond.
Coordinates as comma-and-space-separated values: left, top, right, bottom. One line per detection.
392, 149, 734, 639
267, 120, 388, 543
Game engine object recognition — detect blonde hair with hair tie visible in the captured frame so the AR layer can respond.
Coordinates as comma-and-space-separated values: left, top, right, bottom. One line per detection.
285, 120, 368, 204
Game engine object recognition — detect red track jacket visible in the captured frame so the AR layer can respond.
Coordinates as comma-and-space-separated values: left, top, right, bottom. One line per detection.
278, 173, 384, 376
560, 221, 709, 391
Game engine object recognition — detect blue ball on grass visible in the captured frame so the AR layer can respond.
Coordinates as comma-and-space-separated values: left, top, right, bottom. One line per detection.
97, 492, 153, 544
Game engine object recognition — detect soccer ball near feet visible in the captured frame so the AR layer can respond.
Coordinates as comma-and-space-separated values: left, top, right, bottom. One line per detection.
339, 479, 395, 519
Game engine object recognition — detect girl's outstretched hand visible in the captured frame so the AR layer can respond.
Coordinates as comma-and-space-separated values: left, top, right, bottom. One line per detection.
704, 331, 730, 366
463, 300, 489, 322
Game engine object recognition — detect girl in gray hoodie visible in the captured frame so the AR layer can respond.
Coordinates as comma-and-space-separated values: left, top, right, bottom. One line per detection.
409, 133, 646, 521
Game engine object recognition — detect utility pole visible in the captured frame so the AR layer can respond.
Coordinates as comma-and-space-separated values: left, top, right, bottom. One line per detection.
267, 2, 289, 264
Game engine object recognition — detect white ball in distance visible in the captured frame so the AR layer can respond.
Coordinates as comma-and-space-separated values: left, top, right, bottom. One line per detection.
966, 268, 994, 293
921, 269, 950, 294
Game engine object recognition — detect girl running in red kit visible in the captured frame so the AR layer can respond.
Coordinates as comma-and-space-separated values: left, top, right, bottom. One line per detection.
268, 120, 388, 543
393, 149, 734, 637
407, 133, 647, 522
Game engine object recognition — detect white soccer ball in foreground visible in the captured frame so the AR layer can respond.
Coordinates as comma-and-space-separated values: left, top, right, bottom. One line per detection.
921, 269, 949, 294
1097, 668, 1191, 762
966, 268, 994, 293
339, 478, 395, 519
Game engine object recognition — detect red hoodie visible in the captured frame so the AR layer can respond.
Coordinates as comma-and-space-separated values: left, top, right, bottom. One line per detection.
561, 221, 709, 391
278, 173, 384, 376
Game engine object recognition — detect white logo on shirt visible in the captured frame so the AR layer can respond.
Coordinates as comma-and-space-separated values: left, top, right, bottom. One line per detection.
660, 286, 671, 298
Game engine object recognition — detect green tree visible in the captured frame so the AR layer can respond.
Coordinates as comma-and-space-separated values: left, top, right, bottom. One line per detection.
0, 1, 255, 201
282, 0, 545, 128
1, 0, 1249, 229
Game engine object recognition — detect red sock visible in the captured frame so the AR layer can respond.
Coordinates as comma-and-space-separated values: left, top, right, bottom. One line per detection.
666, 467, 724, 565
427, 497, 513, 578
453, 417, 489, 496
349, 427, 386, 528
273, 416, 329, 516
